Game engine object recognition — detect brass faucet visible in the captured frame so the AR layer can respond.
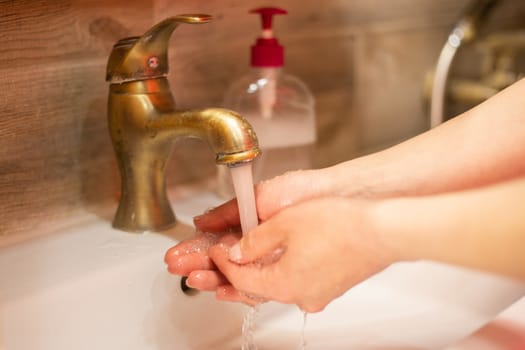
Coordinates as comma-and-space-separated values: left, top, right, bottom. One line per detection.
106, 15, 260, 233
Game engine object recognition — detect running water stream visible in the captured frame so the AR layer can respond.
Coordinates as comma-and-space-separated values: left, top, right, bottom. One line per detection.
229, 163, 259, 350
229, 163, 308, 350
230, 164, 258, 236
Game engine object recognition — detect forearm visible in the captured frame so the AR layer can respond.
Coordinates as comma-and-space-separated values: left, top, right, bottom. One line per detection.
327, 78, 525, 198
376, 177, 525, 280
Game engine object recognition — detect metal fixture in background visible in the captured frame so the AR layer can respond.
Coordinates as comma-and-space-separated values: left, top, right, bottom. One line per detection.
444, 30, 525, 104
428, 0, 500, 128
106, 15, 261, 233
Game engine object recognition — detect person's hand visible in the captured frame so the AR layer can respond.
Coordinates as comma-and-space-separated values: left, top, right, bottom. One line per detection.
209, 197, 395, 312
164, 169, 335, 301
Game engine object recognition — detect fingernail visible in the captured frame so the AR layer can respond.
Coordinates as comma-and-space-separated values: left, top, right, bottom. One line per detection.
229, 243, 242, 262
185, 276, 196, 288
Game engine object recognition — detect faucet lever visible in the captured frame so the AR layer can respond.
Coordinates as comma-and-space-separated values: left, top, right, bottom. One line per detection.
106, 14, 212, 83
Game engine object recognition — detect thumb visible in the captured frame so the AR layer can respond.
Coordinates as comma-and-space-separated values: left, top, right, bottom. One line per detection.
229, 223, 286, 264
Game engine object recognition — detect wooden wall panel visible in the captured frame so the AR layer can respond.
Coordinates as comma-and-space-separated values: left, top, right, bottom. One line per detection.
0, 0, 154, 240
1, 0, 153, 68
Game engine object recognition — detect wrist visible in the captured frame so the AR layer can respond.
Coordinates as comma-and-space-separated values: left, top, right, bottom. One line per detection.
322, 161, 370, 198
369, 197, 425, 264
328, 156, 397, 199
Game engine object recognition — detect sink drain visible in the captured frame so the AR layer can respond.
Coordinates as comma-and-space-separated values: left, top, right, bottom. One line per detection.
180, 276, 199, 296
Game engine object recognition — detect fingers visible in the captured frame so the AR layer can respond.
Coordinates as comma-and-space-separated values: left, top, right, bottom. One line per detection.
194, 169, 328, 233
164, 232, 221, 262
164, 235, 218, 276
216, 285, 267, 306
229, 222, 286, 264
209, 244, 276, 299
186, 270, 229, 291
165, 252, 215, 276
194, 199, 241, 232
165, 231, 241, 275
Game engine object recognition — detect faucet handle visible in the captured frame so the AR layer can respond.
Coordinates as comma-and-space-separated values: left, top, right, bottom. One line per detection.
106, 14, 212, 83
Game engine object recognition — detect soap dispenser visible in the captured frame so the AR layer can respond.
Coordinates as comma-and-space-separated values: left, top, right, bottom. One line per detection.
217, 7, 316, 198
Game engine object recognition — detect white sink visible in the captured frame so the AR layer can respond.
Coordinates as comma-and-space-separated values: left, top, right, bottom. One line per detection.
1, 189, 524, 349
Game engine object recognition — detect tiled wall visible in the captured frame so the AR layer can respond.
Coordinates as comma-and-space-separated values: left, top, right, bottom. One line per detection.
1, 0, 525, 240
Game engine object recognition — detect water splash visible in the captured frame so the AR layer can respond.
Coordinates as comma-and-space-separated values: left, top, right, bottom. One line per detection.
301, 311, 308, 350
241, 305, 259, 350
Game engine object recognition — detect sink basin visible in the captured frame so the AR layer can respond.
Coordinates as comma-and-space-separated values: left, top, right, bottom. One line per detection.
1, 189, 524, 349
0, 219, 246, 349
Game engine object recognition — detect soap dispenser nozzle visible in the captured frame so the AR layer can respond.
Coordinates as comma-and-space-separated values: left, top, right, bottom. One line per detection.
250, 7, 287, 66
249, 7, 288, 118
251, 7, 287, 38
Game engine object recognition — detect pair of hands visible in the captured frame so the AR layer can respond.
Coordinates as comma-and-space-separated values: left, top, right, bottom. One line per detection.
164, 170, 393, 312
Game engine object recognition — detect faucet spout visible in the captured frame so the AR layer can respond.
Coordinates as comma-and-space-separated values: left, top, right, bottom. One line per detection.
153, 107, 261, 166
106, 16, 260, 233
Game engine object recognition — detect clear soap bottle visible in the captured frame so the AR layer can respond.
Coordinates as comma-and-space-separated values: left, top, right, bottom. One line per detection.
217, 7, 316, 199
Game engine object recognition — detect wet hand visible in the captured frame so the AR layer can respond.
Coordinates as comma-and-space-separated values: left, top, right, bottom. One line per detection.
165, 169, 333, 294
165, 230, 279, 304
164, 231, 238, 290
209, 197, 394, 312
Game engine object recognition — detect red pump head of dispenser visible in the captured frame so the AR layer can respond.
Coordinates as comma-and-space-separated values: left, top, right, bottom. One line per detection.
250, 7, 287, 67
